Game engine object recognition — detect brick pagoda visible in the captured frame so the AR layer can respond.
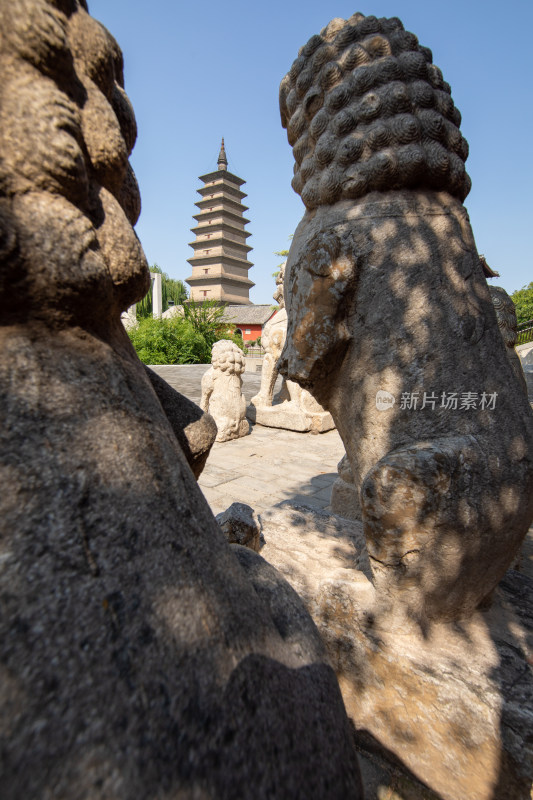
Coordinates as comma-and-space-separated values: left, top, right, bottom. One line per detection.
186, 140, 254, 304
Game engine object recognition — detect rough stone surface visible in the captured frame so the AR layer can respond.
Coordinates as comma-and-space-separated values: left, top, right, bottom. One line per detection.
518, 341, 533, 367
331, 284, 530, 521
279, 14, 533, 623
0, 5, 364, 797
330, 446, 528, 570
216, 502, 262, 552
201, 339, 250, 442
144, 365, 217, 478
489, 285, 528, 395
260, 503, 533, 800
120, 305, 137, 330
330, 453, 361, 520
525, 368, 533, 404
162, 303, 185, 319
248, 264, 334, 433
279, 14, 471, 210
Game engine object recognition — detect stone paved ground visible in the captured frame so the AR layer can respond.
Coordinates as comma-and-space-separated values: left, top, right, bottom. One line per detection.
149, 365, 345, 516
198, 425, 344, 516
148, 364, 274, 407
150, 365, 533, 798
149, 365, 533, 578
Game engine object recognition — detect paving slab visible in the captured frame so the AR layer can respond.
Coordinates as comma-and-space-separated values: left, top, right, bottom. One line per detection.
147, 365, 345, 516
149, 365, 533, 579
149, 364, 277, 405
198, 427, 345, 515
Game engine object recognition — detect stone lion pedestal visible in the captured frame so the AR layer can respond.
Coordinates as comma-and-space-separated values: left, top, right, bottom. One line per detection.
259, 503, 533, 800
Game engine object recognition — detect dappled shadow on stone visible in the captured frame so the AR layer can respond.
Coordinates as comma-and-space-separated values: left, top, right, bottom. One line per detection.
274, 194, 533, 795
0, 2, 364, 795
259, 503, 533, 799
353, 726, 444, 800
281, 193, 533, 627
275, 12, 533, 795
0, 330, 364, 799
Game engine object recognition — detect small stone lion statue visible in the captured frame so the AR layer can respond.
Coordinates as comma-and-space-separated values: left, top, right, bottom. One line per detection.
201, 340, 250, 442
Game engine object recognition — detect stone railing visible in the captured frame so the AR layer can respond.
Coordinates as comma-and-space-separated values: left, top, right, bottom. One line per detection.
245, 346, 265, 357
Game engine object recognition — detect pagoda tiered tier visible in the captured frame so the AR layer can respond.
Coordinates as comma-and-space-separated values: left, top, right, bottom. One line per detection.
185, 140, 254, 304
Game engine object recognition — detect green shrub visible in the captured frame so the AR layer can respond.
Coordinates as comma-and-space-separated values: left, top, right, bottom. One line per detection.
127, 317, 210, 365
128, 300, 247, 365
127, 312, 246, 365
228, 331, 245, 351
182, 300, 244, 353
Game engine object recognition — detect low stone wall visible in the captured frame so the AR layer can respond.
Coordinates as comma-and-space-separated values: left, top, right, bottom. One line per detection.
245, 356, 262, 373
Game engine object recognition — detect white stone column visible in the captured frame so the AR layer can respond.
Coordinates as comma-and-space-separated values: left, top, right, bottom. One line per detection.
150, 272, 162, 319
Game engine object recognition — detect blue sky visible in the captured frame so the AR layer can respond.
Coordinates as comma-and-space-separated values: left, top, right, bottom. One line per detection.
89, 0, 532, 303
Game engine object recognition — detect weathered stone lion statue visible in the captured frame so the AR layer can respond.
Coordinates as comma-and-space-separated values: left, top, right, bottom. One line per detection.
201, 339, 250, 441
249, 263, 334, 432
279, 12, 533, 623
489, 284, 528, 395
251, 263, 289, 410
0, 3, 363, 796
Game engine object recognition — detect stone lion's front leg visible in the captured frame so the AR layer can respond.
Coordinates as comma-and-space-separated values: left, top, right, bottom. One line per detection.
361, 435, 532, 622
251, 352, 279, 408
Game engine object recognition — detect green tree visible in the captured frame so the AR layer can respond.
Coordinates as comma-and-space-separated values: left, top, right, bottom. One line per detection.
511, 282, 533, 325
272, 237, 292, 277
137, 264, 188, 318
183, 300, 225, 344
183, 300, 244, 351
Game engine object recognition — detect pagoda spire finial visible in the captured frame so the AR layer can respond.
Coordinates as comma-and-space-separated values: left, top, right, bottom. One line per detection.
217, 137, 228, 170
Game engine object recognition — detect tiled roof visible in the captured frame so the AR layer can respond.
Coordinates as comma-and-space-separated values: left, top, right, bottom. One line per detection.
221, 305, 276, 325
161, 304, 276, 326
